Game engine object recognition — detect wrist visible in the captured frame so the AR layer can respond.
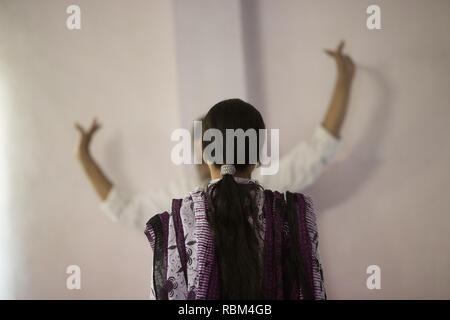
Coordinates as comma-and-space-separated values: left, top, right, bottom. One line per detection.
336, 75, 352, 88
77, 146, 91, 160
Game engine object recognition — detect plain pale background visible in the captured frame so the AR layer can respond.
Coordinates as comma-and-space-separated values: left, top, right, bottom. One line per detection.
0, 0, 449, 299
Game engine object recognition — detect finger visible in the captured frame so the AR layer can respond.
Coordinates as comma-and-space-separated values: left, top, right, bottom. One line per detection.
324, 49, 337, 57
90, 121, 103, 138
88, 118, 100, 133
325, 49, 344, 66
337, 40, 345, 54
91, 124, 101, 135
89, 118, 96, 131
74, 123, 85, 134
93, 118, 102, 131
94, 117, 102, 128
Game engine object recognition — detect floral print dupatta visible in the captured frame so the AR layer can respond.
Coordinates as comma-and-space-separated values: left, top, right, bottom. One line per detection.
144, 187, 326, 300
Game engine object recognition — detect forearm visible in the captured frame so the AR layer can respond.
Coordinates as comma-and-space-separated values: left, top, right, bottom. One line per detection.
77, 149, 113, 201
322, 76, 351, 139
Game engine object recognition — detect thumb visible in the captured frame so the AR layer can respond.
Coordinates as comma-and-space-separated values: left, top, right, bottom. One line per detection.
74, 123, 85, 135
324, 49, 336, 57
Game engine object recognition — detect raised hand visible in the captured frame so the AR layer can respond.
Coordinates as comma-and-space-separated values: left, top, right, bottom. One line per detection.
74, 118, 101, 156
325, 40, 355, 83
74, 117, 113, 200
321, 40, 355, 139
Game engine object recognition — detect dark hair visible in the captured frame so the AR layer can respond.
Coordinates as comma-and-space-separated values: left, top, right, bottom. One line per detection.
202, 98, 266, 299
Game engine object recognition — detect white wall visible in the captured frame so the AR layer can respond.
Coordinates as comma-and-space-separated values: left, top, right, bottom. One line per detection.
0, 0, 182, 299
173, 0, 248, 128
251, 0, 450, 299
1, 0, 449, 299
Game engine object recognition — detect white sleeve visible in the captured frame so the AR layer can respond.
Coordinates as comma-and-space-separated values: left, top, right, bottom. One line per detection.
254, 124, 341, 192
99, 175, 202, 230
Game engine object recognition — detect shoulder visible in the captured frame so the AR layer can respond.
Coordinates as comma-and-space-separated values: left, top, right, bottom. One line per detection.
144, 193, 194, 251
263, 189, 316, 222
147, 186, 206, 224
263, 189, 313, 205
180, 186, 207, 213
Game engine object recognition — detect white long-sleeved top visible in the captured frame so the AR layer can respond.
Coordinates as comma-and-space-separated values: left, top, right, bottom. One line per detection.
100, 124, 340, 229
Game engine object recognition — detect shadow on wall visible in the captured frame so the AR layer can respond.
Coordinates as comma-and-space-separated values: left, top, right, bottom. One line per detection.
240, 0, 266, 112
103, 128, 134, 193
305, 65, 393, 214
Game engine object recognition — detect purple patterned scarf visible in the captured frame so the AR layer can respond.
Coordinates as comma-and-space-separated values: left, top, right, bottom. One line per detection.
144, 187, 326, 300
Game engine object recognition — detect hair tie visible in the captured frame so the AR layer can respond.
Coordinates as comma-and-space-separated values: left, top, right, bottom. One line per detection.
220, 164, 236, 176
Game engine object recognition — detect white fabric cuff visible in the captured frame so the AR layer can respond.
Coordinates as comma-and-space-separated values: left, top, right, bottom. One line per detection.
99, 187, 126, 222
313, 124, 341, 165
